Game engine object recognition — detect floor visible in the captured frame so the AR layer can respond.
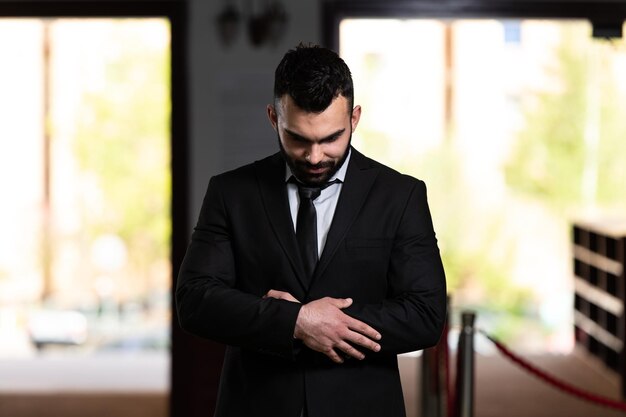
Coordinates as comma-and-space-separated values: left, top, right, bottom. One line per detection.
399, 348, 624, 417
0, 393, 168, 417
0, 353, 168, 417
1, 349, 624, 417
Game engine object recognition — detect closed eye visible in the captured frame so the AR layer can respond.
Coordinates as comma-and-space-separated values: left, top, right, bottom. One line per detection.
320, 134, 341, 144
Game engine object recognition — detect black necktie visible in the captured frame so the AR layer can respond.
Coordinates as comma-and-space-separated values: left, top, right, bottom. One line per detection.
296, 185, 320, 280
293, 179, 339, 281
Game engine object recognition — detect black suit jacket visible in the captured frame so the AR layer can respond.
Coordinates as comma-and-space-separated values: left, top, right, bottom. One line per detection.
176, 148, 447, 417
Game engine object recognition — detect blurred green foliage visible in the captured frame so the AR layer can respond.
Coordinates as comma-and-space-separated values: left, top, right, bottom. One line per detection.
73, 22, 171, 282
505, 26, 626, 212
397, 142, 534, 318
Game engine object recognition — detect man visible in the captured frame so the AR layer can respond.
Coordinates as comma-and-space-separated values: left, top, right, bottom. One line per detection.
176, 43, 447, 417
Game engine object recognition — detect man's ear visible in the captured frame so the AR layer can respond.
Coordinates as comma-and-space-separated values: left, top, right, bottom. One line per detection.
267, 104, 278, 130
351, 105, 362, 132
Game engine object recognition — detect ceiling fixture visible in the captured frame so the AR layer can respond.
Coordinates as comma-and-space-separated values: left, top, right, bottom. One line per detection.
216, 0, 288, 48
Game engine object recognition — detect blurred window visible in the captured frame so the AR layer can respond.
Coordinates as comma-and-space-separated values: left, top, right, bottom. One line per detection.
340, 19, 626, 352
0, 18, 171, 392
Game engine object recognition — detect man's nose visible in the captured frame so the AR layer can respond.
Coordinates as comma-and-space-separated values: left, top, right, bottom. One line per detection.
307, 144, 323, 165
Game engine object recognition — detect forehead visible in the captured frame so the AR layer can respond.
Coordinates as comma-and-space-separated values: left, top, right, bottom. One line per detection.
276, 95, 351, 135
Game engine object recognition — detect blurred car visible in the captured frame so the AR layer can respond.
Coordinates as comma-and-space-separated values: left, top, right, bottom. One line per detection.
27, 310, 88, 350
95, 326, 170, 353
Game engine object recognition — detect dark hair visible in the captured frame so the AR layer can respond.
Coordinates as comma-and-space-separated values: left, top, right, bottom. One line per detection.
273, 43, 354, 113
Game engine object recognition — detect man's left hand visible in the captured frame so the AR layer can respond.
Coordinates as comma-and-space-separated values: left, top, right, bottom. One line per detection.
264, 289, 300, 303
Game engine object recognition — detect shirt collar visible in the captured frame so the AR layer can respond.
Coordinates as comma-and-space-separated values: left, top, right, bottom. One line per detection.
284, 148, 352, 184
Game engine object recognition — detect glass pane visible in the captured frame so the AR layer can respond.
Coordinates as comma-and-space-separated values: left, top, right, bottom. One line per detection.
340, 18, 626, 352
0, 18, 171, 395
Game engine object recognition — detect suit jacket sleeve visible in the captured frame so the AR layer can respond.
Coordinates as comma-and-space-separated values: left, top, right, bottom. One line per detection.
175, 175, 302, 359
344, 180, 447, 354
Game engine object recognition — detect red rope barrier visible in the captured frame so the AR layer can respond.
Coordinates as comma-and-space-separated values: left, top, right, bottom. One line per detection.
478, 329, 626, 413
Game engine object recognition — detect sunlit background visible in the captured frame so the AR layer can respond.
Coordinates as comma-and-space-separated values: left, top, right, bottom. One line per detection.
0, 18, 171, 388
1, 14, 626, 404
341, 18, 626, 353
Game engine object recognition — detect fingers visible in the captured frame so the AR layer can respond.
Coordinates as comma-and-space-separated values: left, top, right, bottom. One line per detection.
330, 297, 353, 309
331, 297, 381, 343
294, 296, 383, 362
323, 339, 374, 362
336, 341, 366, 361
346, 316, 382, 342
343, 328, 381, 354
335, 314, 381, 356
318, 337, 375, 363
323, 347, 346, 364
263, 289, 301, 303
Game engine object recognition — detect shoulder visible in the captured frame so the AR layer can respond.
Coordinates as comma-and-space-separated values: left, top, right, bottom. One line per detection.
351, 148, 425, 191
209, 152, 282, 188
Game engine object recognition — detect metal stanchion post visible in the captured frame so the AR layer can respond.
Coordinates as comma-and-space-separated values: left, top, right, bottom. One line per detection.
453, 311, 476, 417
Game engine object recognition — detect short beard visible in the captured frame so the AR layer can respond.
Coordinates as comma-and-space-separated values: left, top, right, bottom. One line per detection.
277, 131, 351, 186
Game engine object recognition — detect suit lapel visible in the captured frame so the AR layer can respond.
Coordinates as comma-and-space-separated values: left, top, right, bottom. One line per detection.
255, 153, 308, 291
314, 148, 379, 281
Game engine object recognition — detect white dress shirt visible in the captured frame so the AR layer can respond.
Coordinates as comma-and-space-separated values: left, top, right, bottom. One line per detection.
285, 150, 351, 257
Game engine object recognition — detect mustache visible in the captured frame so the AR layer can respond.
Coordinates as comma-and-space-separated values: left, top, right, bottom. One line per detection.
296, 160, 334, 169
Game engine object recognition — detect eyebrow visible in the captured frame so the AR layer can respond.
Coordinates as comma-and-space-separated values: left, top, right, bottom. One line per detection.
284, 128, 346, 143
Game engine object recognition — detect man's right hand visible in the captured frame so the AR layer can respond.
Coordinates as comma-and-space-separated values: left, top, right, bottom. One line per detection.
294, 297, 382, 364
